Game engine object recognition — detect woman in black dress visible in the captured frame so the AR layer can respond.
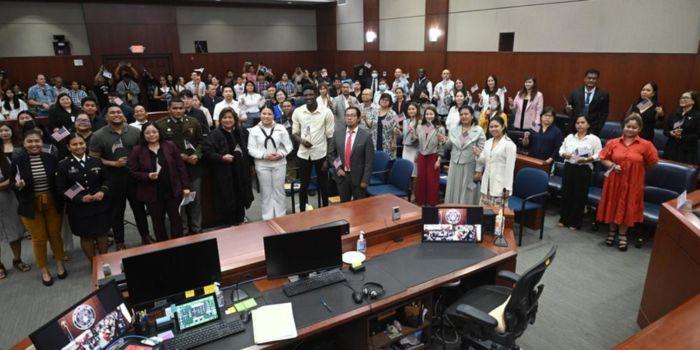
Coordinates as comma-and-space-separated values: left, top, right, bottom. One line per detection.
202, 107, 254, 225
48, 92, 80, 133
664, 90, 700, 164
627, 81, 664, 141
55, 133, 111, 262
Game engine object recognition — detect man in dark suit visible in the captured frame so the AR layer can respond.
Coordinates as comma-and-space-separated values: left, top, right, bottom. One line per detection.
565, 69, 610, 135
328, 106, 375, 202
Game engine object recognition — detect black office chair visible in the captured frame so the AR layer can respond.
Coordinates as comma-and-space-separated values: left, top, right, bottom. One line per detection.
441, 245, 557, 350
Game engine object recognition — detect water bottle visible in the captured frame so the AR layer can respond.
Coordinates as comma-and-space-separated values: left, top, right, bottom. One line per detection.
494, 207, 504, 237
357, 231, 367, 253
214, 282, 225, 308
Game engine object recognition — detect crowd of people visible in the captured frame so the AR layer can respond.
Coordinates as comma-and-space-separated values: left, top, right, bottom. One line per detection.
0, 62, 698, 286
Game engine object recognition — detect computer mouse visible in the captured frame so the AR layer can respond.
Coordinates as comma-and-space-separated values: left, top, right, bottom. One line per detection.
352, 291, 364, 304
241, 310, 251, 323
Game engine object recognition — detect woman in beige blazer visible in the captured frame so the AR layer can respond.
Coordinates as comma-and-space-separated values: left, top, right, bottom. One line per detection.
443, 106, 486, 204
474, 115, 517, 207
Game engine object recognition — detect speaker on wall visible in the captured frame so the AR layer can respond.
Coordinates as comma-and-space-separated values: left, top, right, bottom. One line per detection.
53, 35, 71, 56
499, 32, 514, 52
195, 41, 208, 53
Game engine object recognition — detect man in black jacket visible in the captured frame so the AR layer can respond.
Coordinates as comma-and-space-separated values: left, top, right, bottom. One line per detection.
566, 69, 610, 135
180, 90, 210, 135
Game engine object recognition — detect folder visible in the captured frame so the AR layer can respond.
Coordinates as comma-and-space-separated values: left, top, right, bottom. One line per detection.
252, 303, 297, 344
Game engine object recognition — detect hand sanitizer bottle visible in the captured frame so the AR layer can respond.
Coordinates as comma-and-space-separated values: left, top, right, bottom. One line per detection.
357, 231, 367, 253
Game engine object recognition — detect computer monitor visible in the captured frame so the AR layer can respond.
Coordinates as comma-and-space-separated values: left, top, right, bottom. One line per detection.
122, 239, 221, 309
175, 295, 220, 332
30, 281, 132, 350
264, 225, 343, 279
422, 206, 484, 243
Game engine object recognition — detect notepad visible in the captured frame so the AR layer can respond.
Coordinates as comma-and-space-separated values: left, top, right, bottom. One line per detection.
252, 303, 297, 344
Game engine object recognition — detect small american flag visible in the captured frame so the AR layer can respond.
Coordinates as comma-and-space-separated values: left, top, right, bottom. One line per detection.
111, 138, 124, 153
636, 99, 653, 112
184, 139, 195, 151
51, 127, 70, 142
156, 162, 162, 174
64, 182, 85, 199
15, 165, 21, 183
470, 84, 479, 93
42, 144, 54, 154
333, 157, 342, 169
394, 113, 406, 123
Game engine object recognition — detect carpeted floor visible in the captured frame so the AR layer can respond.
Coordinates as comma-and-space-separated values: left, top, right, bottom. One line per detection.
0, 193, 651, 349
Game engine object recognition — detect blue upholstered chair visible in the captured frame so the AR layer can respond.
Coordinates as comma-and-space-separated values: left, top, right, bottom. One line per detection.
366, 158, 414, 199
369, 151, 392, 186
508, 168, 550, 246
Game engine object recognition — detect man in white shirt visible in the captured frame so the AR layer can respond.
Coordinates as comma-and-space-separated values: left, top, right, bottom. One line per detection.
185, 71, 206, 97
213, 85, 239, 127
292, 86, 334, 211
391, 68, 409, 94
433, 69, 454, 117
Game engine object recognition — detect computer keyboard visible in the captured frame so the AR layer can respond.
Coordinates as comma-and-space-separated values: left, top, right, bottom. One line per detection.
283, 269, 346, 297
161, 319, 245, 350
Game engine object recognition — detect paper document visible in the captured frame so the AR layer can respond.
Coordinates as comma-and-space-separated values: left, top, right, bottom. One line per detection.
252, 303, 297, 344
677, 190, 692, 210
179, 191, 197, 211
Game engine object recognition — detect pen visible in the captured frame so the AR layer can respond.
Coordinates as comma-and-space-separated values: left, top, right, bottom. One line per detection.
320, 298, 333, 313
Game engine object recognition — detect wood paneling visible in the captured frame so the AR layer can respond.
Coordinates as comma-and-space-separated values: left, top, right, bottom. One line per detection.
424, 0, 448, 53
173, 52, 320, 79
82, 3, 179, 56
316, 4, 337, 51
637, 191, 700, 327
363, 0, 379, 52
0, 56, 97, 91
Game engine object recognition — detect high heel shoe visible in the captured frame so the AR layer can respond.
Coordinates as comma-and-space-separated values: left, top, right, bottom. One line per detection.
605, 230, 616, 246
42, 274, 54, 286
57, 269, 68, 280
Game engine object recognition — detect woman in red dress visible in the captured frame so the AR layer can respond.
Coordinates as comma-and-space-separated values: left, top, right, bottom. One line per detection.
597, 113, 658, 251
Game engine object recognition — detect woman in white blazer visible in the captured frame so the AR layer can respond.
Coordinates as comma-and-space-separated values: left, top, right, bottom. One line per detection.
474, 115, 517, 207
443, 106, 486, 204
248, 105, 293, 220
509, 76, 544, 130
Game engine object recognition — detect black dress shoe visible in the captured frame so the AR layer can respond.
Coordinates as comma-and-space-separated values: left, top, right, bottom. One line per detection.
57, 269, 68, 280
42, 275, 54, 286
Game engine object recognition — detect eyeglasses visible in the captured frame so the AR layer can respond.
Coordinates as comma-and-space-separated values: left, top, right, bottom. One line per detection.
459, 112, 471, 116
680, 96, 692, 100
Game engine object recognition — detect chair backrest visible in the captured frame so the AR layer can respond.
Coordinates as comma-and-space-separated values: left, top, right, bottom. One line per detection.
389, 158, 414, 192
504, 245, 557, 337
372, 151, 391, 174
552, 162, 564, 177
644, 186, 678, 205
652, 129, 667, 152
599, 121, 623, 144
512, 168, 549, 204
644, 161, 697, 194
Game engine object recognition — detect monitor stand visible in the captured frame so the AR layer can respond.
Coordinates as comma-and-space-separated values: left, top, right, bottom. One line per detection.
288, 271, 314, 283
231, 286, 249, 302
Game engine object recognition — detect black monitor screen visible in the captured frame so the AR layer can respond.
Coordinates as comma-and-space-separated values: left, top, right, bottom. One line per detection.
422, 207, 484, 243
123, 239, 221, 308
30, 281, 132, 350
264, 225, 344, 279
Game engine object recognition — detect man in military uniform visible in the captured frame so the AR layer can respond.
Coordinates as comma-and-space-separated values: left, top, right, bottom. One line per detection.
155, 97, 204, 235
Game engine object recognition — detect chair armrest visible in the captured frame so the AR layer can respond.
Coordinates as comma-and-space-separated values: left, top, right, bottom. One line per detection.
497, 270, 521, 284
372, 169, 390, 176
455, 304, 498, 329
524, 191, 549, 202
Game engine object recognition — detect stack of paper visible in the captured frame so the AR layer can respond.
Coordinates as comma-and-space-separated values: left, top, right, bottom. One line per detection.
252, 303, 297, 344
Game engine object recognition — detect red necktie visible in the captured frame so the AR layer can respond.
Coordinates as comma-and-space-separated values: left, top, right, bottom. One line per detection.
345, 130, 354, 171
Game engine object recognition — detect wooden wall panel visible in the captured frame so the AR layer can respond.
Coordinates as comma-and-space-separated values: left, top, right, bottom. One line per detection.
446, 52, 699, 120
82, 3, 179, 56
316, 4, 337, 51
0, 56, 97, 91
363, 0, 379, 52
173, 52, 320, 80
